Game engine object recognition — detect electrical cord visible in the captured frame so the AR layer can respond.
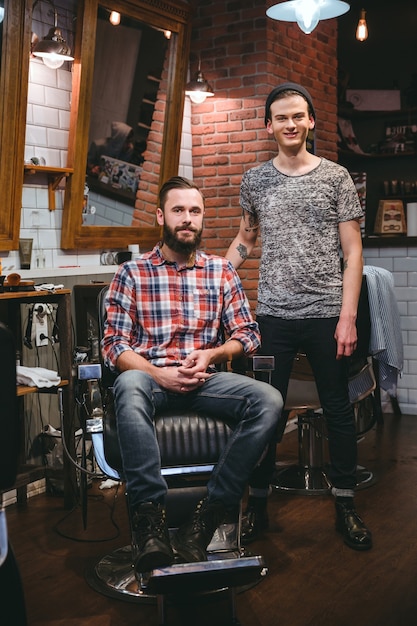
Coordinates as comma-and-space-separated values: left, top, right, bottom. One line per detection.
53, 483, 121, 543
52, 387, 122, 542
23, 305, 34, 349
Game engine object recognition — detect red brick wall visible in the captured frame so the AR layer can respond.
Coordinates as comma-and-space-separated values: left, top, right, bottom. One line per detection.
189, 0, 339, 310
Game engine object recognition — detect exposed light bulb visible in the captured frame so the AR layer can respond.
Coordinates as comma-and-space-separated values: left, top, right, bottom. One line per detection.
295, 0, 320, 34
35, 52, 65, 69
356, 9, 368, 42
187, 91, 209, 104
164, 30, 172, 39
109, 11, 121, 26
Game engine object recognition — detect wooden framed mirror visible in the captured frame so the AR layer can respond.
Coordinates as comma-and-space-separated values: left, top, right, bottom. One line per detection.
0, 0, 32, 250
61, 0, 192, 250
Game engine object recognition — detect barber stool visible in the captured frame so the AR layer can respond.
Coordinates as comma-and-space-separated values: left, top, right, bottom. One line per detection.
272, 353, 378, 495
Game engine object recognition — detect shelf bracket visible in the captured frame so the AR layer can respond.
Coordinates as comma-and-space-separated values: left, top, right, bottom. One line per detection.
47, 172, 71, 211
24, 165, 74, 211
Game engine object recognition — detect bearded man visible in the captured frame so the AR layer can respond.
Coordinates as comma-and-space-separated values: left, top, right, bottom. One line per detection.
102, 176, 284, 576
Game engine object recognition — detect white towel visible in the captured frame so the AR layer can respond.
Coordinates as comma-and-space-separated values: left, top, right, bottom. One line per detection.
16, 366, 61, 388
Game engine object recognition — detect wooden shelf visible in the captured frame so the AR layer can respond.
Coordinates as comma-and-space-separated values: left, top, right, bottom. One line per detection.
363, 236, 417, 248
0, 288, 76, 508
338, 149, 416, 160
0, 288, 71, 301
338, 105, 417, 246
339, 106, 417, 120
16, 380, 69, 397
24, 165, 74, 211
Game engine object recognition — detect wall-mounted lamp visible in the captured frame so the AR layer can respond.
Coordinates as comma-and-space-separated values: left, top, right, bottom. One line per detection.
31, 0, 74, 69
266, 0, 350, 35
185, 57, 214, 104
109, 11, 121, 26
356, 8, 368, 42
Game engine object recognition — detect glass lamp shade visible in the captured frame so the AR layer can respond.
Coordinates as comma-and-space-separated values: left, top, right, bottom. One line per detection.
267, 0, 350, 34
295, 2, 320, 33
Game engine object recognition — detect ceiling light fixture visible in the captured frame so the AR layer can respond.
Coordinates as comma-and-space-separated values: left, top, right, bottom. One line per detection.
355, 8, 368, 42
266, 0, 350, 35
109, 11, 121, 26
185, 57, 214, 104
31, 0, 74, 69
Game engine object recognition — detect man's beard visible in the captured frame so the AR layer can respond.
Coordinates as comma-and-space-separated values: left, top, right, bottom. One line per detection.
162, 223, 202, 255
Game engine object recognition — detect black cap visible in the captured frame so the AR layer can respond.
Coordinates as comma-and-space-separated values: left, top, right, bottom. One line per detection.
264, 82, 316, 126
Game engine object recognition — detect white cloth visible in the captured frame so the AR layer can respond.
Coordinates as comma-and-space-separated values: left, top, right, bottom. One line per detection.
16, 366, 61, 388
363, 266, 404, 395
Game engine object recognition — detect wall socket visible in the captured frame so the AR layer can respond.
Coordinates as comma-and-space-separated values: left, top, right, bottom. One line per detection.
34, 305, 48, 347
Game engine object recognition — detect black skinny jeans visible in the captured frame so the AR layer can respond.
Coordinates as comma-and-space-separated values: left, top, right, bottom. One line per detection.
250, 316, 358, 491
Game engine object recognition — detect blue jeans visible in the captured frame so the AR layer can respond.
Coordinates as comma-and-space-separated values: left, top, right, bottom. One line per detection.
250, 316, 358, 491
113, 370, 283, 510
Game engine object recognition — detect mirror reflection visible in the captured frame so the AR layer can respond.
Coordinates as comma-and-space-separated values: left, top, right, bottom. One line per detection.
83, 6, 170, 226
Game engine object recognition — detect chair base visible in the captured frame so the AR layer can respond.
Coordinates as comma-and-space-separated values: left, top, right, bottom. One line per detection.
271, 463, 377, 495
85, 545, 266, 616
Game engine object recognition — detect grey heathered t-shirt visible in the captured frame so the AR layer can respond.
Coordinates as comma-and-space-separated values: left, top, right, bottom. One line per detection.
240, 158, 363, 319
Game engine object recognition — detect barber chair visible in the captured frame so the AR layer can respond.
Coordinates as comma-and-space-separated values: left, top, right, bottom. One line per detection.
272, 275, 379, 495
84, 287, 269, 626
0, 323, 28, 626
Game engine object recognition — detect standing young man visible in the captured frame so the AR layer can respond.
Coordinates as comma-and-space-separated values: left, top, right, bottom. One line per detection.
102, 176, 283, 575
226, 83, 372, 551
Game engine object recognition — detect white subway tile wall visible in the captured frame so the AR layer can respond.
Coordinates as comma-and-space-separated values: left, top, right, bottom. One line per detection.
363, 249, 417, 415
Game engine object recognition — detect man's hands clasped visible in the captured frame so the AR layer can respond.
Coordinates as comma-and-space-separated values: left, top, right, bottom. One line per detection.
155, 349, 214, 394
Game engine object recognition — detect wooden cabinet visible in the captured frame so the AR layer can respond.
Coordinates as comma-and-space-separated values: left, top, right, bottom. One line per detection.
0, 289, 76, 509
338, 107, 417, 246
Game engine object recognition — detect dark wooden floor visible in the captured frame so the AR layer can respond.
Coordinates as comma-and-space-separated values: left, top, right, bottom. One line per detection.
5, 412, 417, 626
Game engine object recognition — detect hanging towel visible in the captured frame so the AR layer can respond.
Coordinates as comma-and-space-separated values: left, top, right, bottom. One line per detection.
363, 265, 403, 396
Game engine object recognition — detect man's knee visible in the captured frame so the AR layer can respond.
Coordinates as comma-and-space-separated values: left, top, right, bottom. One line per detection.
114, 369, 151, 395
256, 378, 283, 409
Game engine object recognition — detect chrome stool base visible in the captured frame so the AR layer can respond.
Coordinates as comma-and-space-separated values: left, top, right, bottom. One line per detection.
272, 463, 377, 495
272, 464, 331, 496
271, 409, 377, 496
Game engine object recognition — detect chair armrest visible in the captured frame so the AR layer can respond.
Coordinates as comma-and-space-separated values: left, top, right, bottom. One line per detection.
231, 355, 275, 373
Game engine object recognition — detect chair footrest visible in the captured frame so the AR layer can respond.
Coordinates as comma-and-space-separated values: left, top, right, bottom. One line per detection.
147, 555, 267, 595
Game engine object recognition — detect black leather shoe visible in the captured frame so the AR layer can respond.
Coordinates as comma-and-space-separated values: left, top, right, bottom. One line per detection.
241, 506, 269, 545
131, 502, 174, 574
335, 501, 372, 551
171, 498, 226, 563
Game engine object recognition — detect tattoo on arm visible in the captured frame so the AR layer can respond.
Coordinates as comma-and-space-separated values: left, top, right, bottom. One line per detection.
242, 210, 259, 232
343, 259, 348, 271
237, 243, 248, 260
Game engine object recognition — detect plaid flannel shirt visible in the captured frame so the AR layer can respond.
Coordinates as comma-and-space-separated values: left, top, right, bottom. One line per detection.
102, 245, 260, 371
